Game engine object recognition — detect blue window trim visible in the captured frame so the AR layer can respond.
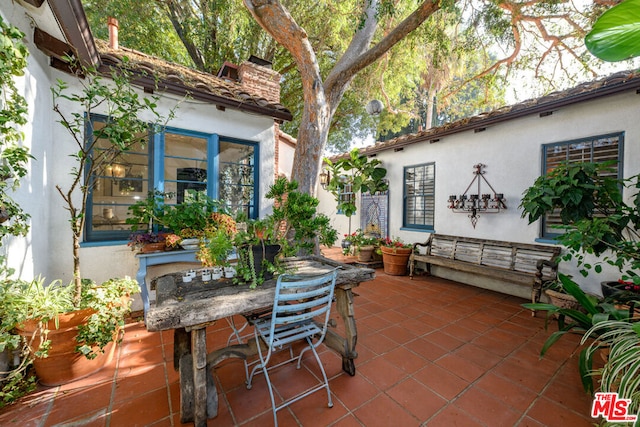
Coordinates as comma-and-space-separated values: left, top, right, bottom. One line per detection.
83, 115, 260, 246
540, 131, 624, 239
402, 162, 435, 231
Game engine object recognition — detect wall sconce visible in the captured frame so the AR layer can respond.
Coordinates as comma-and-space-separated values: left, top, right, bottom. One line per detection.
319, 169, 331, 189
448, 163, 506, 228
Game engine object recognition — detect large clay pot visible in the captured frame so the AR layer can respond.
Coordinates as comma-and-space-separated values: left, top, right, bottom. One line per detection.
380, 246, 412, 276
16, 308, 116, 386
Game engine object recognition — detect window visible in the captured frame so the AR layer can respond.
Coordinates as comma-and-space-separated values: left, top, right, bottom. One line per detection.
336, 183, 354, 215
541, 132, 623, 238
85, 116, 258, 243
404, 163, 435, 230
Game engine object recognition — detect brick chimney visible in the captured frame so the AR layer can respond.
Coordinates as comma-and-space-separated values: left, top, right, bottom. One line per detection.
108, 17, 119, 50
238, 57, 281, 105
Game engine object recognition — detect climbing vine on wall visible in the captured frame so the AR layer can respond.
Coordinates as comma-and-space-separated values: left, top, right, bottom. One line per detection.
0, 17, 31, 244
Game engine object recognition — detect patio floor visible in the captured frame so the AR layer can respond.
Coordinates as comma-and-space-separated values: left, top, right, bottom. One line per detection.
0, 252, 598, 426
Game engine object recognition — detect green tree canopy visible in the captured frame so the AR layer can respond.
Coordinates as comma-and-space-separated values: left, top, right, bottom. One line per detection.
85, 0, 632, 194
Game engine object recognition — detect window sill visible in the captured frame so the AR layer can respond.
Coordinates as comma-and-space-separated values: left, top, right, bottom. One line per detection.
81, 240, 128, 248
400, 227, 434, 233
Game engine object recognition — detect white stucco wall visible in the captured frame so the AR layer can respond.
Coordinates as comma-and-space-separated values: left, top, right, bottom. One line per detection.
317, 90, 640, 295
2, 4, 57, 282
2, 2, 277, 295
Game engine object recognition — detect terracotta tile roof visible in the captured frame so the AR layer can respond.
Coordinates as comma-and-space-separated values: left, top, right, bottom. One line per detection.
351, 69, 640, 158
94, 39, 292, 122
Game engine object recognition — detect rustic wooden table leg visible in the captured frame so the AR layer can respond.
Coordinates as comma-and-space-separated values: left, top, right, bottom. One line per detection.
332, 286, 358, 376
174, 328, 190, 371
178, 327, 218, 426
192, 327, 208, 426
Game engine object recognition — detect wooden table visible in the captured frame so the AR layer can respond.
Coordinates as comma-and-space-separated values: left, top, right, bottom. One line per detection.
145, 256, 375, 426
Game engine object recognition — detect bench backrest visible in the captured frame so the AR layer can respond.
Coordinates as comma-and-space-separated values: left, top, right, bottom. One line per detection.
427, 234, 560, 277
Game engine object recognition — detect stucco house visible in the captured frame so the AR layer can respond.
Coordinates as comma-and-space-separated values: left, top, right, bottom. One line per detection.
2, 0, 292, 307
318, 70, 640, 296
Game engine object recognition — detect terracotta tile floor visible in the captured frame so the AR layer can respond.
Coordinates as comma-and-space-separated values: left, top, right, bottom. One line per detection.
0, 255, 599, 426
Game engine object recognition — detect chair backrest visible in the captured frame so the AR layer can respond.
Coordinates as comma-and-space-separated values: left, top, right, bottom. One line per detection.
268, 270, 338, 341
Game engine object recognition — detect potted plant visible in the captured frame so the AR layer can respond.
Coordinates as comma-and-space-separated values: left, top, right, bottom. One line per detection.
350, 229, 379, 262
1, 275, 139, 386
233, 177, 338, 288
127, 231, 168, 253
233, 217, 282, 289
581, 319, 640, 416
196, 212, 237, 272
523, 274, 631, 394
378, 237, 413, 276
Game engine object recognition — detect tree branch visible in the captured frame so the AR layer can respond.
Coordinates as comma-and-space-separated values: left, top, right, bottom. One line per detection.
324, 0, 442, 106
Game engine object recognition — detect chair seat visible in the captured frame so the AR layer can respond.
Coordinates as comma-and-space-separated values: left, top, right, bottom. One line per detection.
253, 318, 322, 349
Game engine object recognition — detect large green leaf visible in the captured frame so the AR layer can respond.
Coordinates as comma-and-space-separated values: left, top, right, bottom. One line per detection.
585, 0, 640, 62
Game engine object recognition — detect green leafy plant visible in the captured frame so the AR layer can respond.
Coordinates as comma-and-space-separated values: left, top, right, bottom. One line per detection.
0, 275, 138, 373
52, 56, 176, 304
585, 0, 640, 62
520, 162, 640, 283
233, 177, 338, 288
523, 274, 631, 394
125, 190, 168, 232
266, 177, 338, 256
198, 228, 235, 268
581, 320, 640, 416
159, 196, 227, 237
323, 148, 388, 226
0, 17, 31, 243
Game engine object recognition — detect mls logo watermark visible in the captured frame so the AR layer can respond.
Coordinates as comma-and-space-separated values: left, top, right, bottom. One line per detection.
592, 392, 638, 423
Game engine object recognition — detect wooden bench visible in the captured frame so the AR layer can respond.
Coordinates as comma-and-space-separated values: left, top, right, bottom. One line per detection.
409, 234, 560, 303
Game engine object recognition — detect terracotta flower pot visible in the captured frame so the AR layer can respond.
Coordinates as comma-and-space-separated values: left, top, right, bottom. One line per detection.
16, 308, 117, 386
380, 246, 412, 276
357, 245, 375, 262
141, 242, 166, 253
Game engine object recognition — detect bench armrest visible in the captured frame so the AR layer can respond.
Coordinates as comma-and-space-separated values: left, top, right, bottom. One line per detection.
535, 258, 559, 275
412, 240, 431, 251
531, 258, 560, 311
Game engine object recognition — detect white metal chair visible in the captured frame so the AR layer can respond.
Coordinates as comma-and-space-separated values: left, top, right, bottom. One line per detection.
245, 269, 338, 426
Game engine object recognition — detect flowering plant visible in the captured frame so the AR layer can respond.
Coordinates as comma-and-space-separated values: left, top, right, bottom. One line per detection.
127, 231, 167, 251
379, 236, 411, 249
347, 229, 378, 248
617, 279, 640, 293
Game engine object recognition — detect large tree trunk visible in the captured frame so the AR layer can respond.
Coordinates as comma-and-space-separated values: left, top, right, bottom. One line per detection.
244, 0, 441, 194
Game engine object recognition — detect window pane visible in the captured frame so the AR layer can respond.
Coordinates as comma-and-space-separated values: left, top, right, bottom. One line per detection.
542, 133, 622, 237
218, 140, 256, 218
87, 118, 150, 240
404, 163, 435, 229
164, 133, 208, 203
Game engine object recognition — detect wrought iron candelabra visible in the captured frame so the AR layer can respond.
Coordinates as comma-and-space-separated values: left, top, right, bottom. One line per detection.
447, 163, 506, 228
